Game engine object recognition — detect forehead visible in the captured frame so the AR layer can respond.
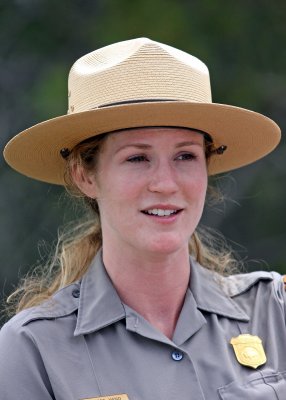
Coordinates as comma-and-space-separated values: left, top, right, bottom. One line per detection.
105, 127, 205, 148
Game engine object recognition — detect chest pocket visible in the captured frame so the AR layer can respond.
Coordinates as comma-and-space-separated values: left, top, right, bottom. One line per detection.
218, 370, 286, 399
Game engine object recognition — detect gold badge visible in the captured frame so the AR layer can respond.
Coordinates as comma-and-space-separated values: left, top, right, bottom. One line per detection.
81, 395, 129, 400
230, 334, 267, 369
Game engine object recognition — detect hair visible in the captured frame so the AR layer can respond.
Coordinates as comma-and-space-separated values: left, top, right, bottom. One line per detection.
6, 129, 240, 316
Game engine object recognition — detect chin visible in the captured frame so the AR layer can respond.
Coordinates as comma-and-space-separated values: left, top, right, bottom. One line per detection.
143, 235, 188, 256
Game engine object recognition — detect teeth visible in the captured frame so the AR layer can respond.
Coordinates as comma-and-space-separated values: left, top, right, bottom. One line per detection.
146, 209, 177, 216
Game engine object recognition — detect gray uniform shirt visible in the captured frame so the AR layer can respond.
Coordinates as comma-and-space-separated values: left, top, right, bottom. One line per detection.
0, 251, 286, 400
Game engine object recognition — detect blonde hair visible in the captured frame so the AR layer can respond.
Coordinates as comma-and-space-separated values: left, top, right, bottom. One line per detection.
6, 131, 239, 315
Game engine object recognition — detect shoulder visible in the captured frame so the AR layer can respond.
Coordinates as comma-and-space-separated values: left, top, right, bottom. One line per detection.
221, 270, 284, 297
0, 283, 81, 398
220, 269, 286, 318
0, 281, 81, 392
0, 281, 80, 339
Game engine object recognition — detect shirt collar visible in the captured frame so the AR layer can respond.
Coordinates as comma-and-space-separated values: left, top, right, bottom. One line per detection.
74, 250, 126, 336
74, 251, 250, 336
190, 258, 249, 321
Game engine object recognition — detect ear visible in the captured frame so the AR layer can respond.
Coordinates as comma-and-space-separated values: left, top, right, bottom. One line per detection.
71, 163, 99, 198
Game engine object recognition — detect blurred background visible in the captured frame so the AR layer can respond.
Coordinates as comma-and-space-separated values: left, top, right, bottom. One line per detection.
0, 0, 285, 321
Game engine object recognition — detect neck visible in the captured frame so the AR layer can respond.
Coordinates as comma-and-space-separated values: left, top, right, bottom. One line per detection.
102, 244, 190, 339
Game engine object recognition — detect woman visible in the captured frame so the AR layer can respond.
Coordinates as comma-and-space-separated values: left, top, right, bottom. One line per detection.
1, 38, 285, 399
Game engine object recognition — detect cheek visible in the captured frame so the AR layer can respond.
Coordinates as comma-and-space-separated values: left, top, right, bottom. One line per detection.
96, 176, 140, 216
111, 174, 144, 200
186, 169, 208, 201
199, 172, 208, 195
193, 184, 207, 208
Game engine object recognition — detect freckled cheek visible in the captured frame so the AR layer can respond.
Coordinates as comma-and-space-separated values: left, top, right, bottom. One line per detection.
116, 175, 146, 196
99, 183, 142, 211
184, 170, 207, 191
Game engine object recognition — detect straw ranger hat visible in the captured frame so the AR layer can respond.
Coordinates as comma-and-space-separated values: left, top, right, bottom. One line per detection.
4, 38, 281, 184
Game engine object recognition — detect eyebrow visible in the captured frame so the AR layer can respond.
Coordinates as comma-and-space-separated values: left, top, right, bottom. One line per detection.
115, 141, 203, 153
175, 141, 203, 148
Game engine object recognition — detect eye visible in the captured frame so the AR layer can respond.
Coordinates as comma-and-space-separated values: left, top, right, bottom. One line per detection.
176, 152, 197, 161
127, 155, 149, 163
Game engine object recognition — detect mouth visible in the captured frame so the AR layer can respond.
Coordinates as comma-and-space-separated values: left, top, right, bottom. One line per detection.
141, 208, 183, 217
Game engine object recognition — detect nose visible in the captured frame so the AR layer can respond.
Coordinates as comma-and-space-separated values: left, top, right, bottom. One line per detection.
148, 160, 179, 194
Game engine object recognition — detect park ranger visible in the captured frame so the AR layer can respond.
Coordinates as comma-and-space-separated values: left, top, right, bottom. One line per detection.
1, 38, 285, 399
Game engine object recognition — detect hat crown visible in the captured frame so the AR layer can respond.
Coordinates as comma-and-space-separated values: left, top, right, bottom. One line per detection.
68, 38, 212, 113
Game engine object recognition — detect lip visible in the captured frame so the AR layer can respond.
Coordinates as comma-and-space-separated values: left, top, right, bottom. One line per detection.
140, 204, 184, 222
141, 204, 183, 212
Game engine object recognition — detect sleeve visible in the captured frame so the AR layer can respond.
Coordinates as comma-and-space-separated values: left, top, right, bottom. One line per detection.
0, 320, 54, 399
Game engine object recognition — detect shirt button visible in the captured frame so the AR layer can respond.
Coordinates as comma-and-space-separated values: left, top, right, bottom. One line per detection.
72, 288, 80, 298
171, 350, 183, 361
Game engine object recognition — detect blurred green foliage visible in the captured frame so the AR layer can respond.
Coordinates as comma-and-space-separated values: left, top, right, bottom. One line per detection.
1, 0, 285, 317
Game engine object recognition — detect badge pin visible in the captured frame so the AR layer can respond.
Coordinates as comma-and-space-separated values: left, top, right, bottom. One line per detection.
230, 334, 267, 369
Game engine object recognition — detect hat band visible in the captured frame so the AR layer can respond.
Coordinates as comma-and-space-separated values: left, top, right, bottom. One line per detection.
98, 98, 180, 108
96, 98, 215, 143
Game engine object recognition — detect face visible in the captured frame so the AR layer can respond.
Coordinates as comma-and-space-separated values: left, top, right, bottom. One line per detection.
78, 127, 208, 258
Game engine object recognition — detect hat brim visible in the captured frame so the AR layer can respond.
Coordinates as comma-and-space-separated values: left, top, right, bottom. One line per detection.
4, 101, 281, 185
